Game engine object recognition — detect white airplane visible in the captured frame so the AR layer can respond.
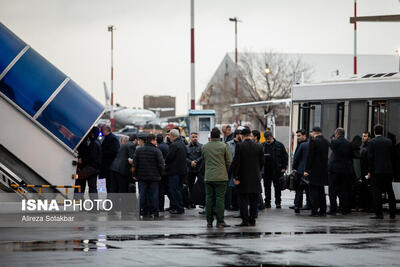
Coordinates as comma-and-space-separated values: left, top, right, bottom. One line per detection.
102, 82, 173, 128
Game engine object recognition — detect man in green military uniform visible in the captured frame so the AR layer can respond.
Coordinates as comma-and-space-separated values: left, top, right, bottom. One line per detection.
202, 127, 232, 228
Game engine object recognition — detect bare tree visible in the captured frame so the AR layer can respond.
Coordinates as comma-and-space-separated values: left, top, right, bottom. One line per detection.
199, 51, 312, 126
237, 51, 313, 128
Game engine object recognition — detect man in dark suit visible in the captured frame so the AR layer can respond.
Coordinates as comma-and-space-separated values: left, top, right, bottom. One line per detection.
75, 127, 102, 200
263, 131, 288, 209
232, 128, 264, 226
368, 124, 396, 219
292, 129, 311, 213
165, 129, 188, 214
186, 132, 203, 208
329, 128, 354, 215
100, 125, 120, 195
156, 134, 171, 212
110, 136, 136, 193
304, 127, 329, 216
109, 136, 135, 213
133, 134, 165, 217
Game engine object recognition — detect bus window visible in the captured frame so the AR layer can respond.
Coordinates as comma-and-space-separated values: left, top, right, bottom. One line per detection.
299, 103, 321, 133
372, 101, 387, 134
309, 103, 321, 130
337, 102, 344, 128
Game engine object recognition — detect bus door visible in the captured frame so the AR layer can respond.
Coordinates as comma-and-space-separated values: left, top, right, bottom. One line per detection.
371, 100, 387, 136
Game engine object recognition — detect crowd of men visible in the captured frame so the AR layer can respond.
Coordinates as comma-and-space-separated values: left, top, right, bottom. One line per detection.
75, 123, 399, 228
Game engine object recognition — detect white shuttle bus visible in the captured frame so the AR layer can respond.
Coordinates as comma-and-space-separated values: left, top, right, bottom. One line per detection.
291, 73, 400, 199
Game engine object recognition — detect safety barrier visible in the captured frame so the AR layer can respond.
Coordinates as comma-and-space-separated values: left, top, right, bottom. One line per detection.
10, 184, 81, 196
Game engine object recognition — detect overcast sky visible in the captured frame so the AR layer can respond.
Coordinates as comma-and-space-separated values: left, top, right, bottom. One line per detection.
2, 0, 400, 114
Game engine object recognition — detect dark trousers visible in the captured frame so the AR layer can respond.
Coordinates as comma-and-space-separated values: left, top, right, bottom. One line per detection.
372, 174, 396, 217
309, 185, 326, 214
205, 181, 227, 224
294, 179, 311, 208
110, 171, 130, 212
329, 173, 352, 213
231, 186, 239, 210
264, 175, 281, 205
75, 174, 98, 200
159, 176, 170, 211
110, 171, 130, 193
187, 172, 199, 192
225, 183, 232, 209
239, 193, 258, 224
138, 181, 159, 215
359, 180, 374, 210
169, 175, 184, 212
328, 173, 339, 212
338, 173, 352, 213
105, 169, 112, 195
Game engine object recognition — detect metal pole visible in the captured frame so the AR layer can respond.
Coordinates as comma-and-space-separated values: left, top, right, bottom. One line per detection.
288, 72, 295, 173
190, 0, 195, 110
234, 19, 239, 124
108, 25, 115, 131
354, 0, 357, 75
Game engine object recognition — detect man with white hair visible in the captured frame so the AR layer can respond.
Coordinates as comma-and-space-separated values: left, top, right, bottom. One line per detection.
165, 129, 188, 214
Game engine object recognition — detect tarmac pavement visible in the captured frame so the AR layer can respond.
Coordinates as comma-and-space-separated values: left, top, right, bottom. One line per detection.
0, 191, 399, 266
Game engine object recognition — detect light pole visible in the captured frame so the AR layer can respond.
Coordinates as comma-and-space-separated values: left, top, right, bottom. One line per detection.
229, 17, 241, 125
108, 25, 116, 131
264, 64, 274, 135
190, 0, 195, 110
396, 49, 400, 72
354, 0, 357, 75
264, 64, 272, 95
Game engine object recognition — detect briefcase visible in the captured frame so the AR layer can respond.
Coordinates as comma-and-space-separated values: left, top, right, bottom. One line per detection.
77, 166, 98, 179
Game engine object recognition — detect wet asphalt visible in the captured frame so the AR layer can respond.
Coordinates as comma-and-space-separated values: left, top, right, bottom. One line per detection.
0, 192, 399, 266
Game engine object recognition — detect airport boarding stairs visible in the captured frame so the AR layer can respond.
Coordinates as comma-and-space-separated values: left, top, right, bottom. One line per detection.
0, 22, 104, 201
0, 144, 58, 197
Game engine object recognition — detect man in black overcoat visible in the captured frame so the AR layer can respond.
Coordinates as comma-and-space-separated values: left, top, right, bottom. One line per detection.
368, 124, 396, 219
329, 128, 354, 215
304, 127, 329, 216
100, 125, 120, 195
232, 128, 264, 226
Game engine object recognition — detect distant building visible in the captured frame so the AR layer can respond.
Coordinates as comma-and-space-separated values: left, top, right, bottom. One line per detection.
199, 52, 397, 130
143, 95, 176, 118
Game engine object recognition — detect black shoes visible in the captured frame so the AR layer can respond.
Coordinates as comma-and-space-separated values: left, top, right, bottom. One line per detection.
327, 210, 337, 215
207, 223, 213, 228
235, 221, 255, 227
264, 203, 271, 209
301, 205, 311, 210
169, 209, 184, 214
294, 208, 300, 214
370, 215, 396, 219
289, 205, 295, 209
276, 204, 282, 209
217, 222, 231, 228
370, 215, 384, 219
